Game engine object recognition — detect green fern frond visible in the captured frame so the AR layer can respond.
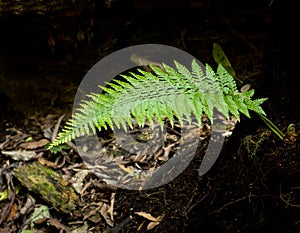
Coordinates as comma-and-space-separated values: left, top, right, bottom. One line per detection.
48, 59, 267, 149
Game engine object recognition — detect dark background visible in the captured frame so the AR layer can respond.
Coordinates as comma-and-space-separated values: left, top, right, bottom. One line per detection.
0, 0, 298, 119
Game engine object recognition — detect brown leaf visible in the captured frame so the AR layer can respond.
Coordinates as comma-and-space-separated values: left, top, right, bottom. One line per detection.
135, 212, 165, 231
1, 150, 37, 161
137, 220, 146, 231
19, 138, 49, 149
99, 202, 114, 227
6, 203, 18, 222
20, 195, 35, 215
34, 217, 48, 225
134, 212, 161, 222
38, 157, 58, 168
107, 192, 115, 221
147, 221, 160, 230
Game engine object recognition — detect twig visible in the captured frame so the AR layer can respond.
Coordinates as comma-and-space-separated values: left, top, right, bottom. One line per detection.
212, 193, 276, 214
51, 114, 66, 142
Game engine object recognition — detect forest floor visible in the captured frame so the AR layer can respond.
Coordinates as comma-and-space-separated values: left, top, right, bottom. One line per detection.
0, 1, 299, 232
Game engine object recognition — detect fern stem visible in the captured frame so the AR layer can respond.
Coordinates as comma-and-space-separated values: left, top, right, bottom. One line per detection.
257, 113, 285, 140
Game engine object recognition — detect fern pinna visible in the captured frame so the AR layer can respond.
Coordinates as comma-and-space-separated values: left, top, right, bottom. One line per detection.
48, 59, 267, 148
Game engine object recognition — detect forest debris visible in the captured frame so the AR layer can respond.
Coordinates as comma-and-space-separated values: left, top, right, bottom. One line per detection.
47, 217, 71, 232
38, 155, 66, 169
160, 142, 177, 161
19, 138, 49, 149
135, 211, 165, 230
20, 195, 35, 215
70, 221, 89, 233
41, 114, 58, 138
30, 205, 50, 227
0, 183, 16, 225
107, 192, 115, 221
6, 203, 18, 222
1, 150, 38, 161
71, 169, 91, 193
51, 114, 66, 142
83, 205, 102, 223
0, 128, 30, 150
135, 211, 161, 222
99, 202, 114, 227
147, 220, 162, 231
83, 201, 114, 226
0, 135, 10, 150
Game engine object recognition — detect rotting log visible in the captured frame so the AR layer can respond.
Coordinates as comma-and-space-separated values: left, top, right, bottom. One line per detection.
14, 162, 79, 214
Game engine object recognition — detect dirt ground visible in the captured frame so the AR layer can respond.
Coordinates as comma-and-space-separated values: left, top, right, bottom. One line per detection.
0, 0, 299, 232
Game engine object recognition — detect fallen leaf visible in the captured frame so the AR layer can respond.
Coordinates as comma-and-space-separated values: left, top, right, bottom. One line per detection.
30, 205, 50, 228
38, 157, 58, 167
137, 220, 146, 231
20, 195, 35, 215
6, 203, 18, 222
135, 212, 165, 231
147, 221, 160, 230
99, 202, 114, 227
71, 169, 91, 194
19, 138, 49, 149
134, 212, 162, 222
1, 150, 37, 161
107, 192, 115, 221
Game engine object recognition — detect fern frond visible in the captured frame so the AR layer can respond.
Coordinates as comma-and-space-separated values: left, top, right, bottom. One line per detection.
48, 59, 268, 148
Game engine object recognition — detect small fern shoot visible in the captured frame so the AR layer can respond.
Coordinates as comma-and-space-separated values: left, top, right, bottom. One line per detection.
48, 59, 267, 149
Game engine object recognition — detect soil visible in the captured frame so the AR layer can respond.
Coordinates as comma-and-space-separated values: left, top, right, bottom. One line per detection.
0, 0, 299, 232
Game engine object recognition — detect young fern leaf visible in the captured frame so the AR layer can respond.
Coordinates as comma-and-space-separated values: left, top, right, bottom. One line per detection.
48, 59, 267, 149
212, 42, 284, 139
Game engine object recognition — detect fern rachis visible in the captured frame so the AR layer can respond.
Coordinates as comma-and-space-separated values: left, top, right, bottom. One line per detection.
48, 59, 267, 149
